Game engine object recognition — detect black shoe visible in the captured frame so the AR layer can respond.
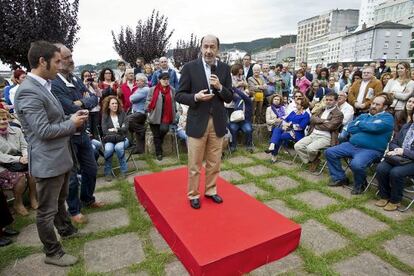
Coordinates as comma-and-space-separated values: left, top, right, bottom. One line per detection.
246, 147, 254, 154
3, 228, 19, 237
0, 237, 12, 247
264, 149, 272, 154
156, 154, 163, 161
351, 187, 362, 195
328, 178, 349, 187
190, 199, 200, 209
205, 194, 223, 204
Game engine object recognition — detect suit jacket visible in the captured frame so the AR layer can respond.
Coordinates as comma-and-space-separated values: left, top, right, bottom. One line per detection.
348, 78, 383, 111
245, 64, 254, 80
175, 58, 233, 138
14, 76, 77, 178
308, 106, 344, 146
375, 66, 391, 80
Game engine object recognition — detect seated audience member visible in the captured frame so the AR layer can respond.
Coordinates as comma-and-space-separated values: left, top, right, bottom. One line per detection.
145, 72, 176, 161
129, 73, 150, 154
348, 67, 383, 116
286, 91, 311, 116
266, 94, 285, 132
265, 97, 310, 163
248, 64, 267, 124
339, 69, 352, 91
0, 188, 19, 246
228, 88, 253, 153
383, 62, 414, 118
380, 72, 392, 88
295, 69, 311, 95
0, 109, 37, 216
294, 92, 343, 172
395, 96, 414, 132
375, 114, 414, 211
176, 103, 188, 143
101, 96, 129, 181
309, 81, 332, 113
327, 76, 339, 93
326, 94, 394, 194
337, 91, 355, 142
119, 68, 138, 112
229, 63, 248, 119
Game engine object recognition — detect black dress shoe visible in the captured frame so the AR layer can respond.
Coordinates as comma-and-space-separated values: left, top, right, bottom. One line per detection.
351, 187, 362, 195
190, 199, 200, 209
3, 228, 19, 237
0, 237, 12, 247
328, 178, 349, 187
205, 194, 223, 204
264, 149, 272, 154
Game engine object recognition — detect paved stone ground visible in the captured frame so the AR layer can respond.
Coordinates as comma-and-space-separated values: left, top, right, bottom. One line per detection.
2, 152, 414, 275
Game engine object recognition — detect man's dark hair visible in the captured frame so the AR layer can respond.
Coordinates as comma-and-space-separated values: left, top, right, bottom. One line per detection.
200, 36, 220, 49
276, 63, 283, 70
377, 92, 393, 108
243, 54, 251, 59
301, 61, 308, 66
325, 91, 339, 101
28, 41, 60, 70
118, 61, 125, 66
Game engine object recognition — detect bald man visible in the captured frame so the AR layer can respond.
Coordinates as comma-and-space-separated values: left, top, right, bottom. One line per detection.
175, 35, 233, 209
151, 56, 179, 89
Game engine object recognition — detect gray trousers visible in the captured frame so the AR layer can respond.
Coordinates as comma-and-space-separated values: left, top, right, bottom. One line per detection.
36, 172, 76, 257
294, 133, 331, 163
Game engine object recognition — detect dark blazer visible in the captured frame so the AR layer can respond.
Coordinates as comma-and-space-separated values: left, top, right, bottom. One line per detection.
390, 123, 414, 160
101, 111, 128, 137
175, 58, 233, 138
51, 74, 98, 115
14, 76, 76, 178
245, 64, 254, 80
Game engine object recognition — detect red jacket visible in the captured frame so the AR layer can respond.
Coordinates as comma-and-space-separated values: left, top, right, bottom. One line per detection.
120, 81, 138, 112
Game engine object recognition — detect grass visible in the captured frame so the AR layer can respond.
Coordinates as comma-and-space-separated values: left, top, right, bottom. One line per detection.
1, 148, 414, 275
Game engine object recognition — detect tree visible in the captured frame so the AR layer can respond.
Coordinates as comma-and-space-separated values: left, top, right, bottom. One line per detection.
0, 0, 80, 69
112, 10, 174, 65
172, 34, 200, 69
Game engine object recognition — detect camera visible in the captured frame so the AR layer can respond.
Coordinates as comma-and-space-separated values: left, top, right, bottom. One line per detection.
87, 77, 94, 82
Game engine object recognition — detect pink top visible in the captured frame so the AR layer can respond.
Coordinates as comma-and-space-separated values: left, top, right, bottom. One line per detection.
295, 77, 311, 95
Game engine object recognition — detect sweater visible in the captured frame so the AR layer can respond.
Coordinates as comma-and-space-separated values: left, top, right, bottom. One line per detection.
347, 111, 394, 152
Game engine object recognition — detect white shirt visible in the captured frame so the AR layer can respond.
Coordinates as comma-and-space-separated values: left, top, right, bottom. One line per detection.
110, 114, 120, 129
27, 72, 52, 93
202, 58, 218, 93
9, 84, 19, 105
243, 65, 250, 79
339, 101, 355, 126
356, 80, 369, 104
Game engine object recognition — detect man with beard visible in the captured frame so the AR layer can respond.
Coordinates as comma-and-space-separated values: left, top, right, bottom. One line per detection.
325, 94, 394, 194
175, 34, 233, 209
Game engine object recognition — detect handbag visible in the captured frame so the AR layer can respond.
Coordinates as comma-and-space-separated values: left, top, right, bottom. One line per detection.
230, 100, 245, 123
102, 133, 126, 144
3, 162, 28, 172
384, 155, 413, 166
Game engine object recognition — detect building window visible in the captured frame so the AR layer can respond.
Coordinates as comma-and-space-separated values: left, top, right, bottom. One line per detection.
384, 42, 389, 49
385, 31, 391, 37
398, 31, 403, 37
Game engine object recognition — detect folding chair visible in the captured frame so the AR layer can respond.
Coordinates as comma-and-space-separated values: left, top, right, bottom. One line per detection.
111, 143, 139, 177
398, 178, 414, 212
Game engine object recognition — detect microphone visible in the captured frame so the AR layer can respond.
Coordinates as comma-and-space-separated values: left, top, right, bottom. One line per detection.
210, 64, 217, 93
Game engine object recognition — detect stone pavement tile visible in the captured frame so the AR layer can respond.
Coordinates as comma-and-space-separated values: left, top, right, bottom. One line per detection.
154, 156, 178, 166
274, 161, 298, 170
301, 219, 348, 255
127, 171, 153, 183
227, 156, 254, 165
15, 223, 59, 247
94, 190, 122, 205
161, 165, 186, 171
1, 253, 69, 276
383, 235, 414, 267
333, 251, 406, 276
264, 199, 302, 218
236, 183, 267, 197
364, 200, 414, 221
265, 176, 300, 191
96, 176, 115, 188
118, 270, 149, 276
327, 186, 354, 199
250, 253, 304, 275
297, 171, 328, 183
329, 208, 389, 238
244, 165, 274, 176
252, 152, 269, 160
293, 190, 338, 209
165, 258, 189, 276
133, 160, 150, 169
80, 208, 129, 234
84, 233, 145, 273
219, 170, 244, 182
149, 228, 171, 253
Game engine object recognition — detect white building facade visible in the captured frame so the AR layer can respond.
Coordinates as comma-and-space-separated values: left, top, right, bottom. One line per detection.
359, 0, 386, 27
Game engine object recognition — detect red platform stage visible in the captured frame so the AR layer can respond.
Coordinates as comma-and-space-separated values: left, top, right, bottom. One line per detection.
134, 167, 301, 275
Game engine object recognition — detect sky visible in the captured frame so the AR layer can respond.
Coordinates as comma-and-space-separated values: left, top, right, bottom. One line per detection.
2, 0, 362, 69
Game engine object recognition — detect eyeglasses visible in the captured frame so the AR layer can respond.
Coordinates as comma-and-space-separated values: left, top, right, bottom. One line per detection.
161, 78, 169, 80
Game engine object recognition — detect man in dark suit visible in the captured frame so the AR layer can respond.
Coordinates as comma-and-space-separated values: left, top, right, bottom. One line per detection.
243, 54, 254, 80
15, 41, 88, 266
52, 44, 102, 225
175, 35, 233, 209
375, 59, 391, 79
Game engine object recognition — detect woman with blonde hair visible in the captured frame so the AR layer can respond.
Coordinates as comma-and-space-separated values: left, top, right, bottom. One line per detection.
383, 62, 414, 117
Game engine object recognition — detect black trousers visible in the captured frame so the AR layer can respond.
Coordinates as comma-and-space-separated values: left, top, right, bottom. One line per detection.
149, 124, 169, 155
0, 189, 13, 229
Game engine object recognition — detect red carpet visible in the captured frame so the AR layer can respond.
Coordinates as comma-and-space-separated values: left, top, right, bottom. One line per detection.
134, 167, 301, 275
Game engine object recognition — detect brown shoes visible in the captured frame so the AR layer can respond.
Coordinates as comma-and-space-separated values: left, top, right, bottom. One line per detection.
308, 158, 321, 173
88, 201, 105, 209
375, 199, 389, 207
71, 213, 87, 224
383, 202, 401, 211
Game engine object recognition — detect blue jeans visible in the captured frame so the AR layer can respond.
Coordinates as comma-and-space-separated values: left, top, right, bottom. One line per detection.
229, 121, 253, 149
104, 138, 129, 176
269, 127, 294, 156
325, 142, 383, 189
376, 160, 414, 203
67, 132, 98, 216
